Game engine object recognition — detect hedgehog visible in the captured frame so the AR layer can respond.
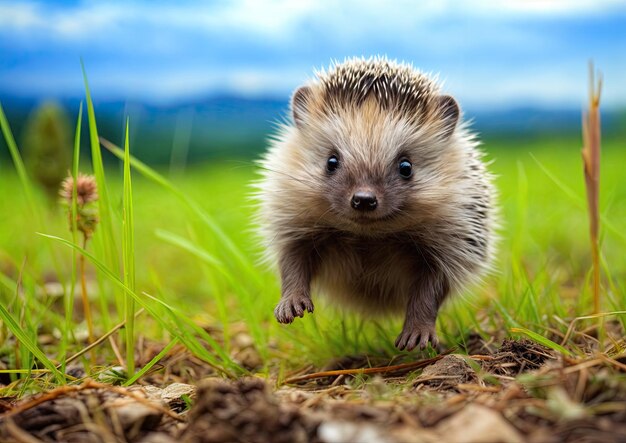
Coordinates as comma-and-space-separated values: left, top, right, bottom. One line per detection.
255, 57, 497, 351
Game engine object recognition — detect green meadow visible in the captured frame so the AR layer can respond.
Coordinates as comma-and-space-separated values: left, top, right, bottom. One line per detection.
1, 81, 625, 397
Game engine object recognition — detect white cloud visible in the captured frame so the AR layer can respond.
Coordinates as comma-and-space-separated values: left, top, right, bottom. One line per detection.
180, 0, 626, 37
185, 0, 321, 37
446, 59, 626, 109
469, 0, 626, 15
0, 0, 322, 40
0, 2, 41, 27
0, 3, 123, 37
1, 0, 624, 107
2, 0, 624, 40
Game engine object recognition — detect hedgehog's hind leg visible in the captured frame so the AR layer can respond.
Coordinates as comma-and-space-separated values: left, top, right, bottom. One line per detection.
395, 271, 449, 351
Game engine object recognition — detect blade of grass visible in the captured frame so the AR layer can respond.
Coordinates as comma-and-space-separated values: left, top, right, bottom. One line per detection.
492, 298, 520, 330
61, 309, 144, 370
38, 233, 243, 377
560, 310, 626, 346
0, 303, 64, 382
155, 229, 225, 269
0, 272, 17, 294
510, 327, 572, 356
155, 229, 268, 360
81, 61, 119, 326
0, 273, 65, 329
139, 290, 241, 373
530, 154, 626, 245
124, 338, 179, 386
0, 103, 36, 212
1, 102, 69, 380
0, 102, 66, 278
122, 118, 136, 376
155, 228, 230, 346
513, 160, 528, 258
100, 137, 261, 286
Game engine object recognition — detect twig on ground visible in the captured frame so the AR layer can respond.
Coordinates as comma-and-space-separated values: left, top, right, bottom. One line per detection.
283, 350, 453, 384
108, 336, 125, 369
59, 309, 144, 369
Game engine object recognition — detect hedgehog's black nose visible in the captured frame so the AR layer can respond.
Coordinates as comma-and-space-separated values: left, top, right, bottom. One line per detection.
351, 191, 377, 211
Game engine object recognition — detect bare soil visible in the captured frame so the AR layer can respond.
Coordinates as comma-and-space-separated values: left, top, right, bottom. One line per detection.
2, 339, 626, 443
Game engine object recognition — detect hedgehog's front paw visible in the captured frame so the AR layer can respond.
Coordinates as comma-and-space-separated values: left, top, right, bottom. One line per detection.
274, 295, 314, 324
395, 323, 439, 351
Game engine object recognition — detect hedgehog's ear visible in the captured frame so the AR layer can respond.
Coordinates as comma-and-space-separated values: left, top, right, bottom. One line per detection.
437, 95, 460, 140
292, 86, 312, 129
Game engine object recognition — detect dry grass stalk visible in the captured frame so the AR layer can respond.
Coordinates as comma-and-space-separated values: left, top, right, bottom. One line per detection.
56, 309, 144, 370
283, 351, 451, 384
60, 173, 99, 361
581, 62, 602, 314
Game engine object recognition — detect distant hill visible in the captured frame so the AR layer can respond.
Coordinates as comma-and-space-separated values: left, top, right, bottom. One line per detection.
0, 95, 288, 165
1, 94, 624, 165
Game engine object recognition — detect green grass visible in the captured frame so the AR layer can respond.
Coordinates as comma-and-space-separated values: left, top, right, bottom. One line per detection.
122, 118, 136, 376
0, 93, 625, 393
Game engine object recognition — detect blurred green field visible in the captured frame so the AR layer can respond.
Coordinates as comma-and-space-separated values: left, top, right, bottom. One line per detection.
1, 127, 625, 390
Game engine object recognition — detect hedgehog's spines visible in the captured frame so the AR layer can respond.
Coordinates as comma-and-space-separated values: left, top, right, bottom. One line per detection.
313, 56, 439, 121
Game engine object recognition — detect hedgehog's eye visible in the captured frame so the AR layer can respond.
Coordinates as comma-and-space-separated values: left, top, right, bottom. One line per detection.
398, 159, 412, 179
327, 155, 340, 173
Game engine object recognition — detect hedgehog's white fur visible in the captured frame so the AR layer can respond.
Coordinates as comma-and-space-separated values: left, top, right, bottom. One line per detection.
254, 57, 497, 334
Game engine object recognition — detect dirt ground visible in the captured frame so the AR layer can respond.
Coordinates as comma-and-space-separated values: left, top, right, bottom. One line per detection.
2, 339, 626, 443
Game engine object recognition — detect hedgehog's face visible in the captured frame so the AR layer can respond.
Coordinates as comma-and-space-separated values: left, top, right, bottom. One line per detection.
290, 86, 461, 235
319, 146, 416, 230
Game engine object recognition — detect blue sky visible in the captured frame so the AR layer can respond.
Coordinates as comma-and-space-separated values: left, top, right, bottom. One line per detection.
1, 0, 625, 109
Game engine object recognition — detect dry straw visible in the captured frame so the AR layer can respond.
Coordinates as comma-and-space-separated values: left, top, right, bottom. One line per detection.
581, 63, 602, 315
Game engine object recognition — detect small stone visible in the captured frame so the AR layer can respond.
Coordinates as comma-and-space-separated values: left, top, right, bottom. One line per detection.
416, 354, 477, 390
232, 332, 254, 349
136, 432, 178, 443
161, 383, 196, 403
435, 404, 523, 443
234, 347, 263, 370
42, 281, 65, 298
318, 420, 392, 443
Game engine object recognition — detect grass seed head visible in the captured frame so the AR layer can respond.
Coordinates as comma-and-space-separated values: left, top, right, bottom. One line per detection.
60, 173, 99, 239
60, 173, 99, 206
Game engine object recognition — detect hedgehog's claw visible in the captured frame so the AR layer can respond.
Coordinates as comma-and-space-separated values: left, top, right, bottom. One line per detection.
274, 295, 314, 324
395, 324, 438, 351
